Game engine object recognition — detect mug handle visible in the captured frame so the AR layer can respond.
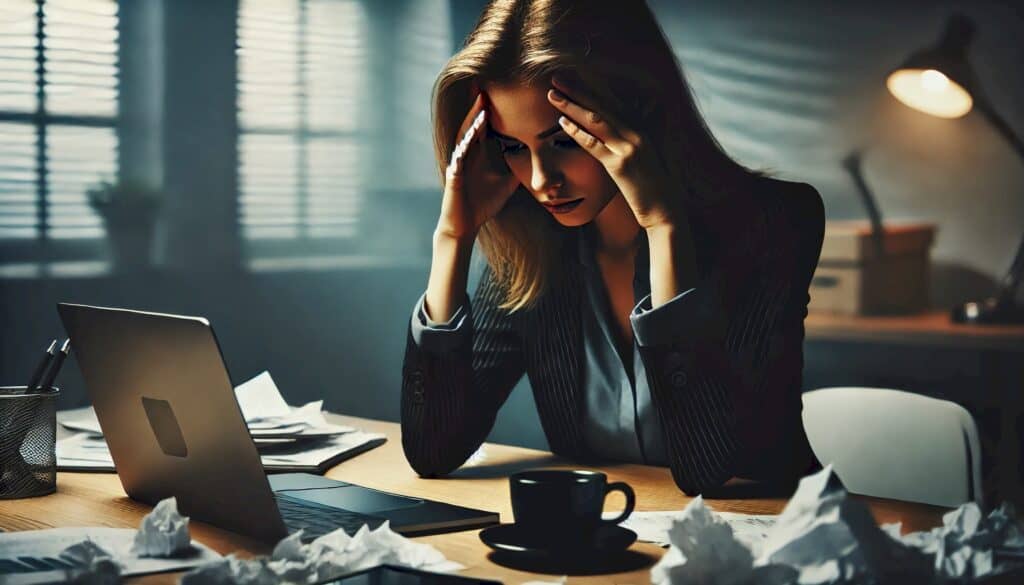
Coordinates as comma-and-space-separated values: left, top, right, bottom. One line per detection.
600, 481, 636, 525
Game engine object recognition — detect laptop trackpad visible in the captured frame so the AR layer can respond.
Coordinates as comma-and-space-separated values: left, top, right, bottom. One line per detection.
283, 486, 424, 514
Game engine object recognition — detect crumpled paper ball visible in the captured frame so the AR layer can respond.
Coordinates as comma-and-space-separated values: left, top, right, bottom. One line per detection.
652, 465, 1024, 585
651, 495, 796, 585
131, 496, 192, 557
755, 466, 933, 585
181, 520, 463, 585
894, 501, 1024, 580
61, 539, 122, 585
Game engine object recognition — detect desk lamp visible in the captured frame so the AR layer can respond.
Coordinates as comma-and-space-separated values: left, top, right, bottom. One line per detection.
887, 13, 1024, 324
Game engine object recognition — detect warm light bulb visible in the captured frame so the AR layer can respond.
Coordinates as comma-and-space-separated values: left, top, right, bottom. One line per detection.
921, 69, 949, 92
887, 68, 973, 118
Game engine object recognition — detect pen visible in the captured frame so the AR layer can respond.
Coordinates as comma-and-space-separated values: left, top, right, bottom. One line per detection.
37, 338, 70, 391
25, 339, 58, 392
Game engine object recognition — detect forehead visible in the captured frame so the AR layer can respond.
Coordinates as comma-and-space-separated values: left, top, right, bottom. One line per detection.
483, 81, 559, 141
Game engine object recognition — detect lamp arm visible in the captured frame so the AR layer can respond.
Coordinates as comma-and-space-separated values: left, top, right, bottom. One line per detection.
842, 150, 886, 257
974, 97, 1024, 301
999, 233, 1024, 303
974, 97, 1024, 161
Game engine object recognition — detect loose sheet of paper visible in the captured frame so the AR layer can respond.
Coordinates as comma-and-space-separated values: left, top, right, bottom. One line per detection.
234, 371, 294, 421
0, 527, 220, 579
613, 510, 777, 551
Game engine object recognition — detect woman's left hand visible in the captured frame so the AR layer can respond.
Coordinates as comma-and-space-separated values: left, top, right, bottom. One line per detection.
547, 76, 681, 230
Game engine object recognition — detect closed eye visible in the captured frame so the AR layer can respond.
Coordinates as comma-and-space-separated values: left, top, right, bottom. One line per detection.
497, 137, 579, 155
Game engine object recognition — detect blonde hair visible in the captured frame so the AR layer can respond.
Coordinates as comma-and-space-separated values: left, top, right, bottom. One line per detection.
431, 0, 759, 311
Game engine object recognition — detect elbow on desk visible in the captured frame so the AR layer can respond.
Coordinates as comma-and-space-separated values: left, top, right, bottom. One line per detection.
405, 458, 460, 479
400, 434, 470, 478
669, 462, 733, 497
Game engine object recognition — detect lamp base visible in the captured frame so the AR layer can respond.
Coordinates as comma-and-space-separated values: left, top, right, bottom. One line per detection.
951, 296, 1024, 325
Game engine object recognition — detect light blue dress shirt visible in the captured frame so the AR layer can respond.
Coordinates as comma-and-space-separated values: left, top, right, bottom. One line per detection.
576, 225, 669, 466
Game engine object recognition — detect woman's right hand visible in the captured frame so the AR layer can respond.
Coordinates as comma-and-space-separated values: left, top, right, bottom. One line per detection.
435, 92, 521, 241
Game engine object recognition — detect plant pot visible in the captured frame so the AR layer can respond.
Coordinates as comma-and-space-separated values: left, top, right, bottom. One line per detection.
102, 214, 157, 271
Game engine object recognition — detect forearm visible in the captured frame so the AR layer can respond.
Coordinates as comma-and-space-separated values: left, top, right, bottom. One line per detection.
401, 332, 489, 476
425, 230, 475, 323
403, 263, 527, 476
646, 219, 699, 307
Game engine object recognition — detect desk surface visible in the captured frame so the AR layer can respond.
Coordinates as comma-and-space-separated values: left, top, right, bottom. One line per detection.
0, 414, 949, 583
805, 310, 1024, 350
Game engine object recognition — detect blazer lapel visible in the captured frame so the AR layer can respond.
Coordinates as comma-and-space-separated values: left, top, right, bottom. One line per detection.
524, 235, 588, 458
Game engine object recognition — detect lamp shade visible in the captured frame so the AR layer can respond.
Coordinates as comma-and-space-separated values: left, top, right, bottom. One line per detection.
886, 14, 979, 119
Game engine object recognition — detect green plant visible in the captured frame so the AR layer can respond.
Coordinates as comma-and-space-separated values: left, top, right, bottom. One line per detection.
86, 179, 162, 220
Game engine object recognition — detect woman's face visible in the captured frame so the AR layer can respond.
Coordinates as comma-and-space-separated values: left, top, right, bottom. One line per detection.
483, 81, 621, 227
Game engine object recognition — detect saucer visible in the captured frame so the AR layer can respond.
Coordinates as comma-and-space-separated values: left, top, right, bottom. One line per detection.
479, 523, 637, 556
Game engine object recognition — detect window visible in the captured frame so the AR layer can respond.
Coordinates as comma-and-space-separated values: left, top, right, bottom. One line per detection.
237, 0, 368, 259
0, 0, 119, 263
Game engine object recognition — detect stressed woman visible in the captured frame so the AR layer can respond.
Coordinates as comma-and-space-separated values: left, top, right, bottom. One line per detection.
400, 0, 825, 495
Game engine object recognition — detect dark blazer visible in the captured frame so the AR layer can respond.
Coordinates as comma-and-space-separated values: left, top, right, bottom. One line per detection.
401, 177, 825, 495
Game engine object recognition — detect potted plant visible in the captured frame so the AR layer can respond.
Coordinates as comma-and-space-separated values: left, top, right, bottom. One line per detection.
86, 179, 163, 271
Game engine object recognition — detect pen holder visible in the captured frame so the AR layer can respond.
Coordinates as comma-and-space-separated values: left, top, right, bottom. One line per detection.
0, 386, 58, 499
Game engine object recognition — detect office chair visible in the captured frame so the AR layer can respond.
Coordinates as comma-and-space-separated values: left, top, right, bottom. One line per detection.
802, 386, 983, 508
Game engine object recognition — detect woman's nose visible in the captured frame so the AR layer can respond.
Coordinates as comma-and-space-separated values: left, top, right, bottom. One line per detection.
529, 158, 564, 195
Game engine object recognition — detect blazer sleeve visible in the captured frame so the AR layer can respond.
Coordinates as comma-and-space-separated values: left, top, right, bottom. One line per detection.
630, 184, 825, 495
400, 264, 526, 477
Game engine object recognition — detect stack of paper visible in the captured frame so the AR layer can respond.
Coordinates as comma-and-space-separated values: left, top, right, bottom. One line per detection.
56, 371, 386, 473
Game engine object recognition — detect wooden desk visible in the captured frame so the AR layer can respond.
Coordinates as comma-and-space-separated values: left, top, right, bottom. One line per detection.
0, 415, 948, 583
805, 310, 1024, 351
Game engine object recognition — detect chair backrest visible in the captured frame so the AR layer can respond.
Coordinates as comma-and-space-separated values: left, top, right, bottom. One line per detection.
802, 387, 983, 508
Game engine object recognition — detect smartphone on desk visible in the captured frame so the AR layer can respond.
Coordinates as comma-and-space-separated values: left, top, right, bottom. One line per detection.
315, 564, 502, 585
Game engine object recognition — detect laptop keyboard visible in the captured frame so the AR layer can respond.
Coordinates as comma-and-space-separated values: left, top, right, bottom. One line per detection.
275, 492, 388, 540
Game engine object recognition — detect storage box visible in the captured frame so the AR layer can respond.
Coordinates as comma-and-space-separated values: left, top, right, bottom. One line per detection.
809, 221, 937, 316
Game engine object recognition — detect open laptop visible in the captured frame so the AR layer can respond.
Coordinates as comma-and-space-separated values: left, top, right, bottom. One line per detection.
57, 303, 499, 544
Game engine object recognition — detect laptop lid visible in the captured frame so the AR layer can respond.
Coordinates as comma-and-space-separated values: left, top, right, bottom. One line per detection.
57, 303, 290, 544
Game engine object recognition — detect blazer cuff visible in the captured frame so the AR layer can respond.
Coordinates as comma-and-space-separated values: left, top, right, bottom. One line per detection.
629, 287, 698, 347
410, 291, 471, 353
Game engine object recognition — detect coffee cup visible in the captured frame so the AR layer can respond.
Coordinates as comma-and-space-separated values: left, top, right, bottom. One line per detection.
509, 469, 635, 541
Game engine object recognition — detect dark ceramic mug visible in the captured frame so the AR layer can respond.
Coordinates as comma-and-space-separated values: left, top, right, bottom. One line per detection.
509, 469, 635, 541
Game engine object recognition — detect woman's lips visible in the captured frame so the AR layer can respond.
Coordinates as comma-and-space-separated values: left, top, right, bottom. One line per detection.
542, 198, 584, 214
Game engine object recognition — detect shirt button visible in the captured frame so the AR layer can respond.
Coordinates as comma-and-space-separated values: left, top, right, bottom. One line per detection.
670, 370, 688, 388
411, 389, 425, 404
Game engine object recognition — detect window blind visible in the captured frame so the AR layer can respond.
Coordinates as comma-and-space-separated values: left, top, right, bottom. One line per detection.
237, 0, 367, 245
0, 0, 118, 247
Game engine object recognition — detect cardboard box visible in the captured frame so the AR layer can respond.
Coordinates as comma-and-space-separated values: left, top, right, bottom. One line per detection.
809, 221, 937, 316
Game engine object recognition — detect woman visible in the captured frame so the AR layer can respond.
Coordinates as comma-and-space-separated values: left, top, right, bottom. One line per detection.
401, 0, 824, 495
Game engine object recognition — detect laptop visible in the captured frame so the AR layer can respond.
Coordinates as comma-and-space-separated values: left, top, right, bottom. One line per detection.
57, 303, 499, 544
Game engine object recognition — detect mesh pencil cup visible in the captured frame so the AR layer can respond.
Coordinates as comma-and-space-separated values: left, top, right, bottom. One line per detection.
0, 386, 58, 498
